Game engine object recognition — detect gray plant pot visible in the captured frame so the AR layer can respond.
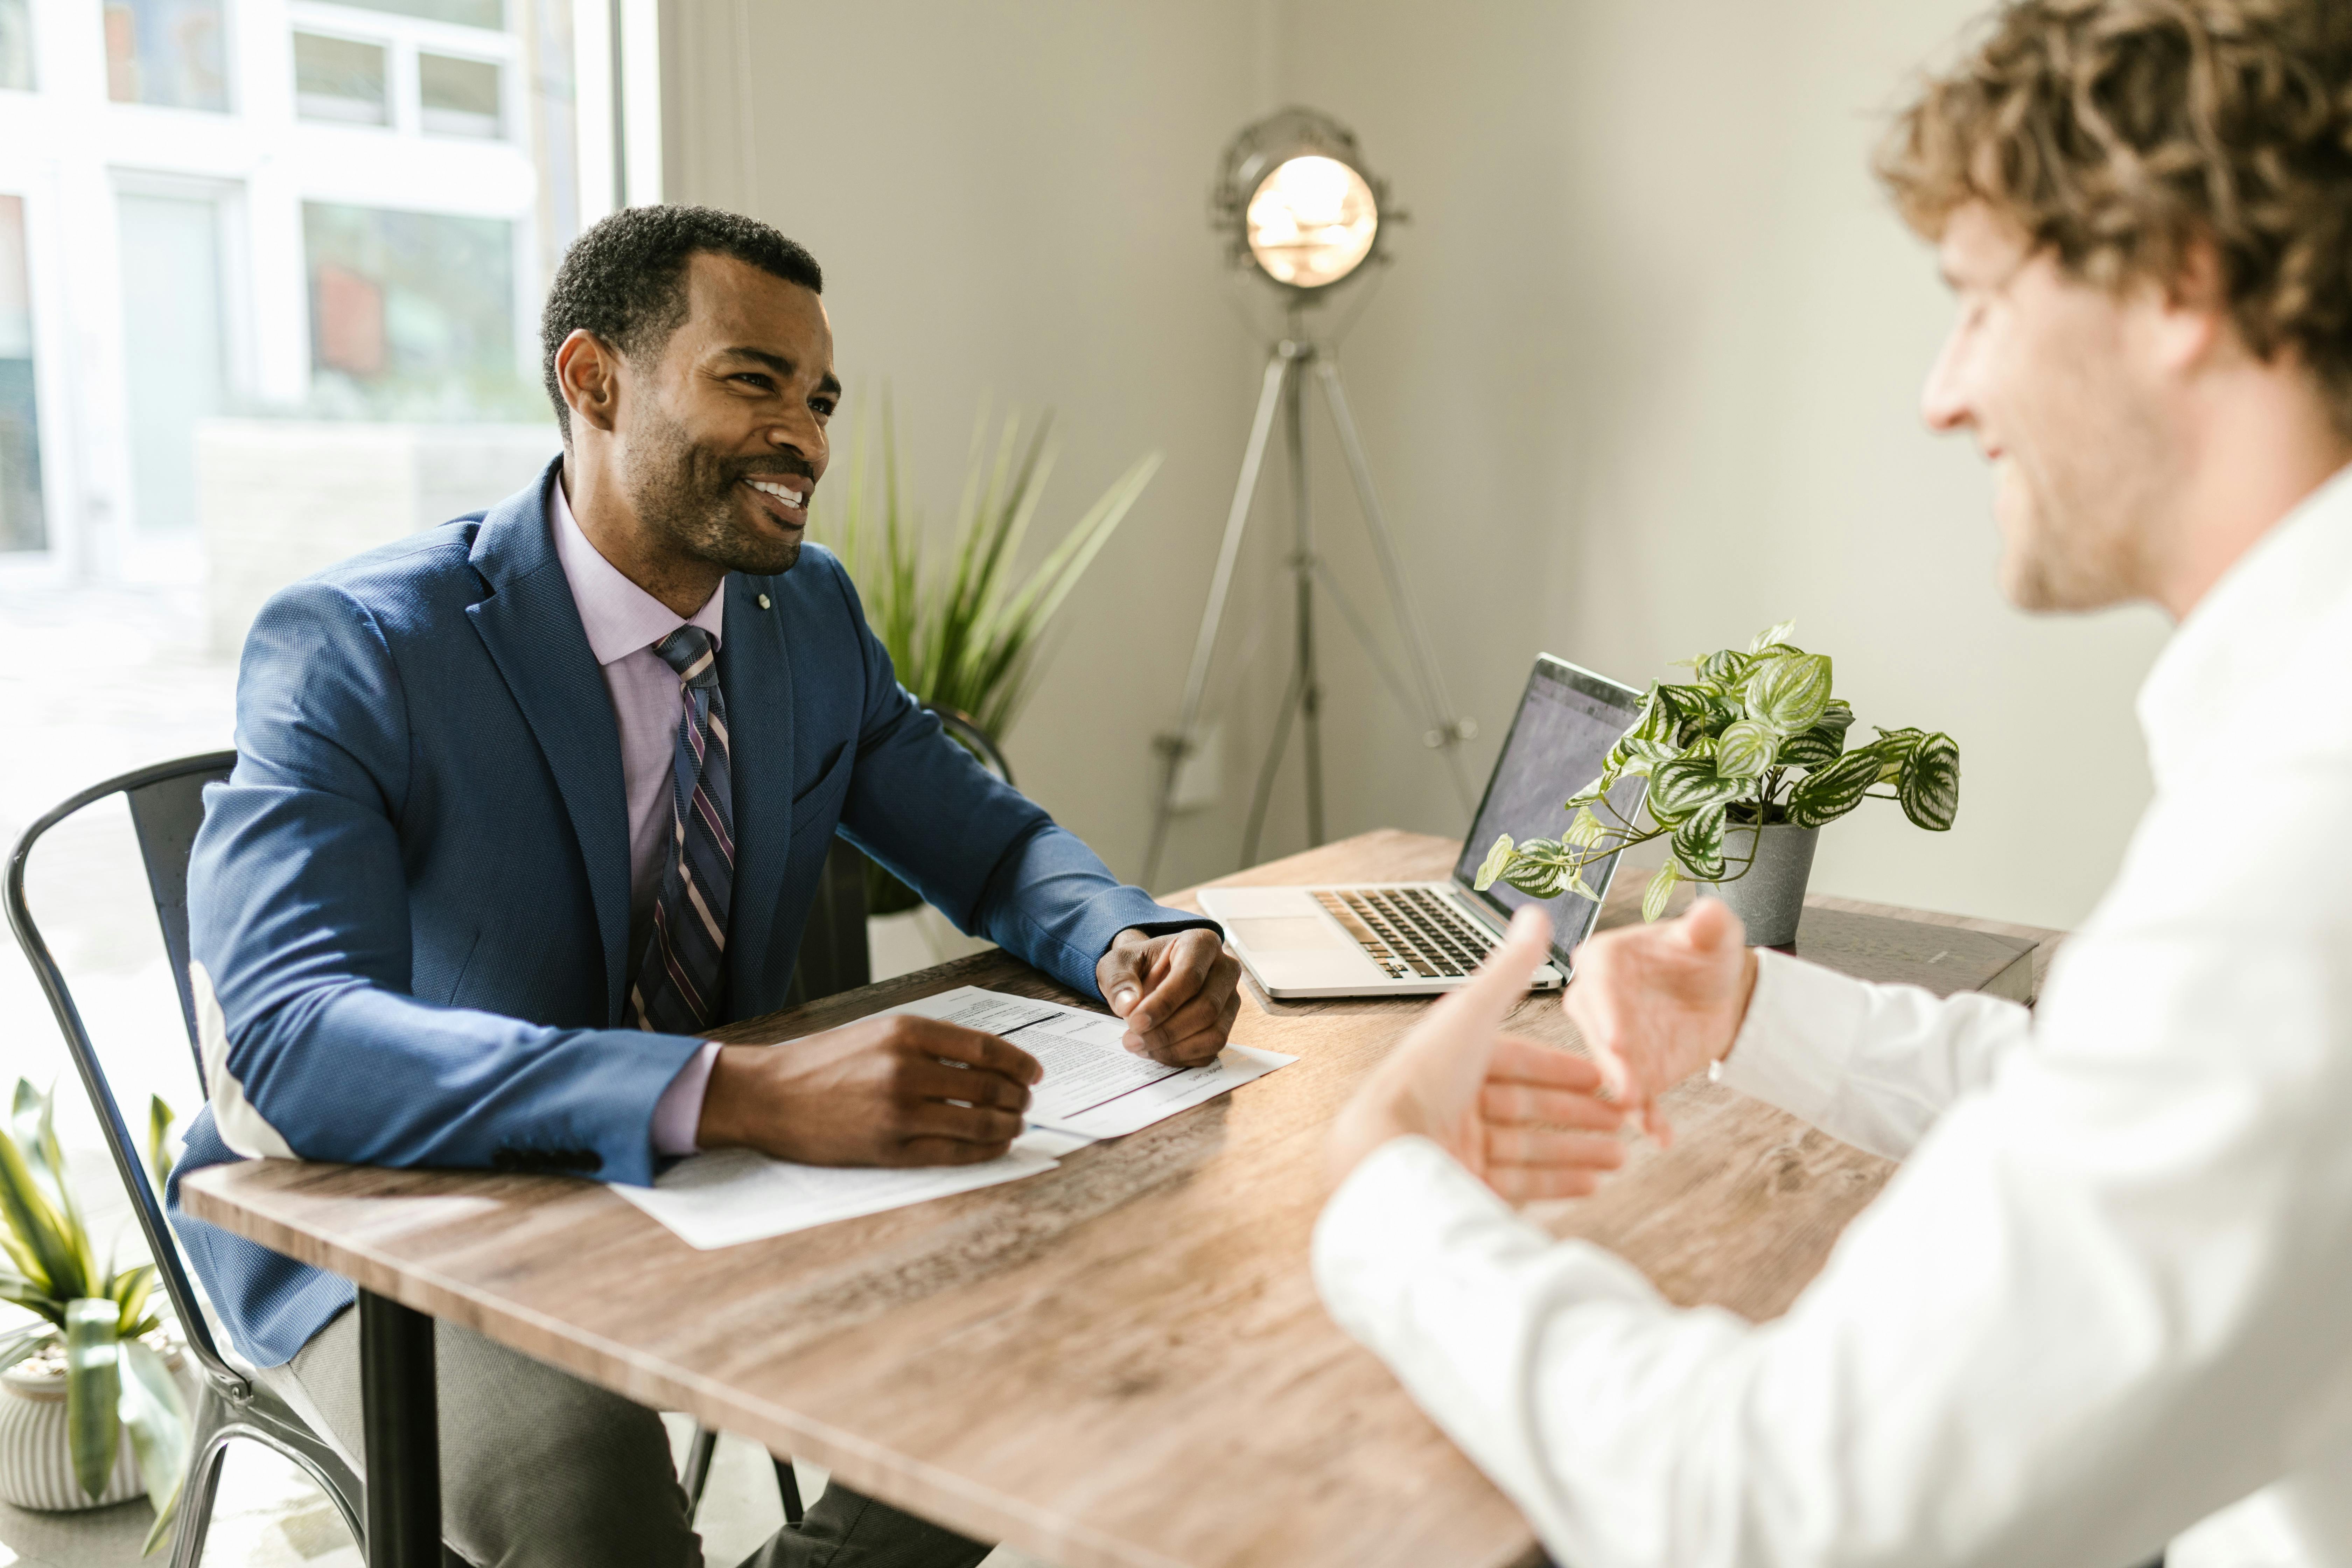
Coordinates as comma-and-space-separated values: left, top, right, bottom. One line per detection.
1694, 822, 1819, 947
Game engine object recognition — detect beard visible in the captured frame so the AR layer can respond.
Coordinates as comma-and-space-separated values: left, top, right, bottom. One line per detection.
1992, 411, 2168, 614
622, 395, 810, 577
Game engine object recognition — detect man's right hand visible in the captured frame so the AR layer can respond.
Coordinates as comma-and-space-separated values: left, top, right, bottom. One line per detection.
1563, 897, 1760, 1146
694, 1015, 1043, 1166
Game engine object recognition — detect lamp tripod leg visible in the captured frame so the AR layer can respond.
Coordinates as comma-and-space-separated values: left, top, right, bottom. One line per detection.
1142, 349, 1294, 889
1313, 358, 1479, 817
1241, 658, 1308, 869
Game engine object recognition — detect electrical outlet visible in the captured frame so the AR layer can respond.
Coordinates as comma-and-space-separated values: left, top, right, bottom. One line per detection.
1165, 722, 1224, 812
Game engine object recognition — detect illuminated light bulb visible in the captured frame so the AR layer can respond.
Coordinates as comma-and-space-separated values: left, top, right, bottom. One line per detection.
1244, 154, 1378, 289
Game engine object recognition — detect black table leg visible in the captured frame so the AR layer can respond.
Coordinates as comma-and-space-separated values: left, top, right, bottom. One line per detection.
359, 1289, 441, 1567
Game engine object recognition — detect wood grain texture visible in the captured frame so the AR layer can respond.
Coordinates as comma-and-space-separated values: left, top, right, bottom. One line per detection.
182, 830, 2063, 1568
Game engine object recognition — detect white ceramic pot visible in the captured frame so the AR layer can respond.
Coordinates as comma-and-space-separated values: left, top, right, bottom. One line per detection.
0, 1359, 146, 1511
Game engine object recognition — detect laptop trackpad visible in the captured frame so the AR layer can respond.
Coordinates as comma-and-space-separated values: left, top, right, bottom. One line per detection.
1229, 916, 1353, 953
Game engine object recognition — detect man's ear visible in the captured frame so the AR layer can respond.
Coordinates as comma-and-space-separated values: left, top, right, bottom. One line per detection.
555, 329, 623, 435
2150, 235, 2232, 375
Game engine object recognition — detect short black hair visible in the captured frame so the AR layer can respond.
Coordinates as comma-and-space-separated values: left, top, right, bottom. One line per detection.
539, 204, 823, 439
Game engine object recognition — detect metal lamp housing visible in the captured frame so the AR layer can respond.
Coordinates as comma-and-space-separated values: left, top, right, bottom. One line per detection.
1213, 107, 1389, 293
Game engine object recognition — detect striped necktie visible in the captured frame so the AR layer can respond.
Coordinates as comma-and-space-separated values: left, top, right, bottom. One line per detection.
629, 625, 735, 1034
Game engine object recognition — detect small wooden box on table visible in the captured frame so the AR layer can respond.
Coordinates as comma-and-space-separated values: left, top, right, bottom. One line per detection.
182, 830, 2055, 1568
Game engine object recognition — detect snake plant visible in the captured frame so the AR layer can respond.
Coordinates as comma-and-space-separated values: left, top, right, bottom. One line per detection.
1475, 622, 1959, 923
0, 1079, 189, 1552
817, 400, 1161, 915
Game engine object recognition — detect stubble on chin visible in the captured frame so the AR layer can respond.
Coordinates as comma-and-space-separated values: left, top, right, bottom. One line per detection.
1994, 473, 2142, 614
627, 411, 804, 578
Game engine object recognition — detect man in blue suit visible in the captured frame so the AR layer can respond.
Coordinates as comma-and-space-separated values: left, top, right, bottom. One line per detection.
167, 204, 1241, 1568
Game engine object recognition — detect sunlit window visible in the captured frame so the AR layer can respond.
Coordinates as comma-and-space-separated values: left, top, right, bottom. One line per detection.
103, 0, 229, 111
304, 202, 527, 418
0, 0, 33, 92
332, 0, 503, 27
0, 194, 43, 552
419, 51, 500, 138
294, 31, 389, 125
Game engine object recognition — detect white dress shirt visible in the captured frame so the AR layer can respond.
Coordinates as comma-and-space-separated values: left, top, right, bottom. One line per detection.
1314, 462, 2352, 1568
548, 478, 724, 1154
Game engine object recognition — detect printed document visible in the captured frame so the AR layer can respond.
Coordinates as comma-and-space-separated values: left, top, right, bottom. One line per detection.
887, 986, 1294, 1138
612, 987, 1292, 1250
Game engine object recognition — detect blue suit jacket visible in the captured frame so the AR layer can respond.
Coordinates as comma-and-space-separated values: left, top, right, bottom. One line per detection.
168, 458, 1210, 1366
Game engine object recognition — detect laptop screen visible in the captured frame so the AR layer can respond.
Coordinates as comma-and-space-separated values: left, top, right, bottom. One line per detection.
1452, 656, 1648, 966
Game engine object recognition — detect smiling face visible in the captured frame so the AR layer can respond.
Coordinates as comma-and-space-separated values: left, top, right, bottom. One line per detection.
1920, 203, 2187, 612
616, 252, 839, 578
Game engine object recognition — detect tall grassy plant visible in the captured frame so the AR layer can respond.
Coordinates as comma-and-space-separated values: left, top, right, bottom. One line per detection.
819, 402, 1161, 744
816, 404, 1160, 916
0, 1080, 189, 1553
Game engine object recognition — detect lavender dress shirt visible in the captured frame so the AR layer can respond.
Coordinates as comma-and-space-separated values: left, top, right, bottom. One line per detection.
549, 477, 723, 1155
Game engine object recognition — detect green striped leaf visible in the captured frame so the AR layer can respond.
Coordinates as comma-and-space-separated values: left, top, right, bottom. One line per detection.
1641, 860, 1681, 922
1694, 649, 1755, 699
120, 1337, 191, 1552
1473, 834, 1516, 892
1774, 698, 1854, 769
1869, 727, 1925, 783
1787, 746, 1881, 828
1563, 806, 1606, 849
0, 1321, 50, 1374
1645, 756, 1746, 825
1898, 732, 1960, 831
0, 1107, 76, 1300
1672, 806, 1728, 880
1748, 620, 1798, 653
65, 1297, 120, 1499
146, 1097, 175, 1200
1745, 651, 1834, 733
1715, 719, 1777, 780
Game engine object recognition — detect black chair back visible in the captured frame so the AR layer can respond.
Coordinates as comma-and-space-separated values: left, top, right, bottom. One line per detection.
6, 751, 247, 1398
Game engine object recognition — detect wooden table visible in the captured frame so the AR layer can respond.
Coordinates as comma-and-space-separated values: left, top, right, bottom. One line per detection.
182, 830, 2059, 1568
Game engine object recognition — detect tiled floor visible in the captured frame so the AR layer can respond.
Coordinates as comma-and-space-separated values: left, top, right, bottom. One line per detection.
0, 579, 1043, 1566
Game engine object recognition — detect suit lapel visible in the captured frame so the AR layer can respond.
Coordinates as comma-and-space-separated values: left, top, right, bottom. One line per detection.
465, 460, 634, 1021
716, 570, 793, 1022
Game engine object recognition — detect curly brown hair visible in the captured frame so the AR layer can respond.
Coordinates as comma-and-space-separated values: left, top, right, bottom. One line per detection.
1877, 0, 2352, 430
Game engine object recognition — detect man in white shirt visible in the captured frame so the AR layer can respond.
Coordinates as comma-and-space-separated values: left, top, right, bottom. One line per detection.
1314, 3, 2352, 1565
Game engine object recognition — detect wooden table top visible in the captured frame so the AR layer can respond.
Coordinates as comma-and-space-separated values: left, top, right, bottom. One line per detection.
182, 830, 2062, 1568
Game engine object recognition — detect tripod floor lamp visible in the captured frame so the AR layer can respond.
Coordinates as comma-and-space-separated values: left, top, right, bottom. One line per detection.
1141, 107, 1477, 890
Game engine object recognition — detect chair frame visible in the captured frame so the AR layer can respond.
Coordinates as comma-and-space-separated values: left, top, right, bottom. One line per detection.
5, 751, 369, 1567
8, 751, 830, 1556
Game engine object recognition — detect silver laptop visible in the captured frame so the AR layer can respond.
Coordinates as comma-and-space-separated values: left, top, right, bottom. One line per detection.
1201, 656, 1647, 998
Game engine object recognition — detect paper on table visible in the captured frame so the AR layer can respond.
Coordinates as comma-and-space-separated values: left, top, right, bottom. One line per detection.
888, 986, 1294, 1138
611, 1143, 1058, 1252
610, 986, 1289, 1251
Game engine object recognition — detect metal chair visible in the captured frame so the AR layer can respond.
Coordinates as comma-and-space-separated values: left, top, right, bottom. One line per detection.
924, 703, 1015, 787
5, 751, 367, 1568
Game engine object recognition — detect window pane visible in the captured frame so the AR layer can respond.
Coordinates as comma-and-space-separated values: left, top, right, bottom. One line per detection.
333, 0, 503, 30
103, 0, 229, 111
294, 31, 388, 125
304, 202, 528, 418
118, 192, 227, 535
0, 194, 44, 552
0, 0, 33, 92
419, 52, 500, 138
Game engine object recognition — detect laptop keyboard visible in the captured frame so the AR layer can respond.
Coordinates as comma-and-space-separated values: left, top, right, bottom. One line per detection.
1312, 886, 1500, 980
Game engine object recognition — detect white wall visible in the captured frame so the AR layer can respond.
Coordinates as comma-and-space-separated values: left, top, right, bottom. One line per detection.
666, 0, 2176, 929
663, 0, 1274, 897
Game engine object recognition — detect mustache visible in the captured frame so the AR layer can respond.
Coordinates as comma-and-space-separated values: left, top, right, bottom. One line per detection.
732, 455, 817, 484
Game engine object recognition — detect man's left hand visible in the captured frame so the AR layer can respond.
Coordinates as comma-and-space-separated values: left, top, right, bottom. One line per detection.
1098, 927, 1243, 1067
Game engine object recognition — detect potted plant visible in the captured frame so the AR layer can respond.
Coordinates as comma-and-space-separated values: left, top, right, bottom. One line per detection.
1475, 622, 1959, 946
820, 400, 1161, 924
0, 1080, 190, 1553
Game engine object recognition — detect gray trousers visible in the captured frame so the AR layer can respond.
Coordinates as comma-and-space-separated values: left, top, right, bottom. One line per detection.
281, 1306, 992, 1568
